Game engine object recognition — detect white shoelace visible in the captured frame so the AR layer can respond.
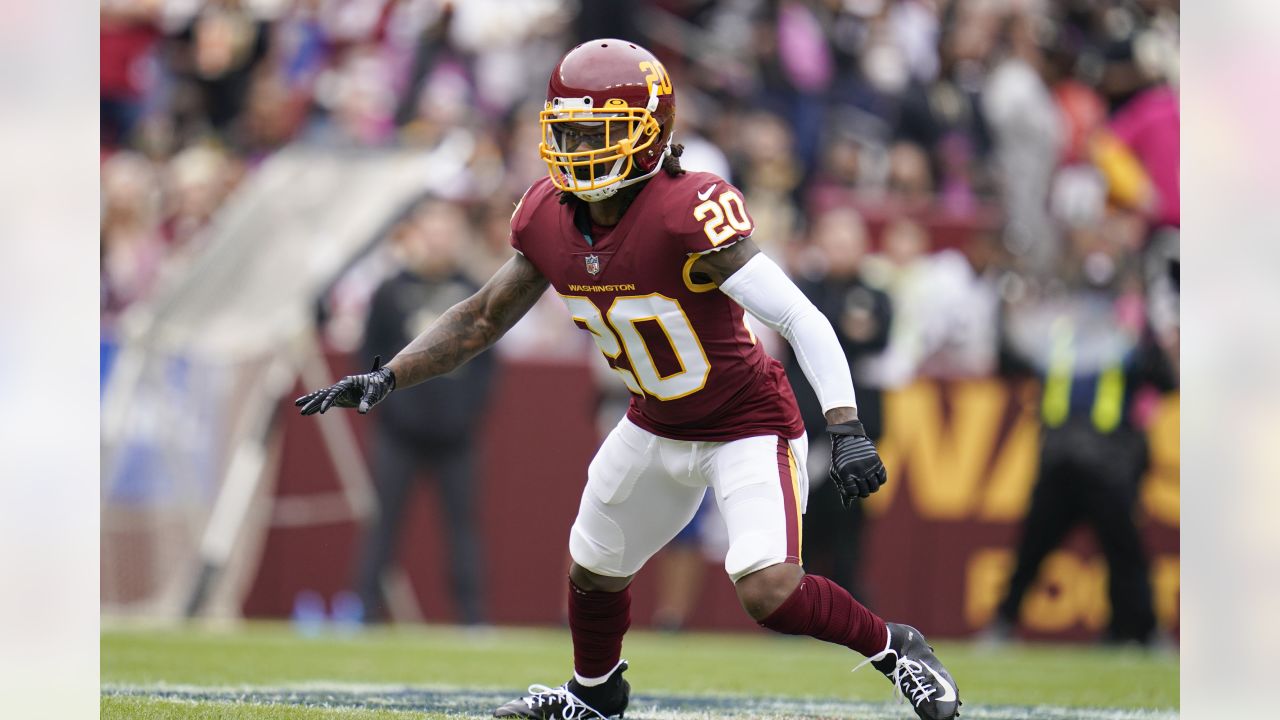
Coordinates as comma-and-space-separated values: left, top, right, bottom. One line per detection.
853, 651, 938, 707
520, 684, 611, 720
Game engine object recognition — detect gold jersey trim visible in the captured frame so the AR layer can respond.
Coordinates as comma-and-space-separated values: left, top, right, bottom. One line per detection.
567, 283, 637, 293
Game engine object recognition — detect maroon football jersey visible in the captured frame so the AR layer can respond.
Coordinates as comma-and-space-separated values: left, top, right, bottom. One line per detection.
510, 170, 805, 442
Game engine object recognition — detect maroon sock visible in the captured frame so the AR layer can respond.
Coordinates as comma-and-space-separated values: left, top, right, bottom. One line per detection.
568, 578, 631, 679
758, 574, 888, 657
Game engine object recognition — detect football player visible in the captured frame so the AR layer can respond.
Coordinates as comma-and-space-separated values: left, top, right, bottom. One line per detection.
297, 40, 960, 720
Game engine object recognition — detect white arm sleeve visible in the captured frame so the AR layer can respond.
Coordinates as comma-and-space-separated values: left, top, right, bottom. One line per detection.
717, 253, 858, 413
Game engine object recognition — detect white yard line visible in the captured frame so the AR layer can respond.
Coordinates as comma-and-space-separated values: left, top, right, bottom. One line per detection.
102, 683, 1179, 720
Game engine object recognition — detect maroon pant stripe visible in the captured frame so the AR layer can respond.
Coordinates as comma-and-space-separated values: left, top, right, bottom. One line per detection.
775, 438, 801, 564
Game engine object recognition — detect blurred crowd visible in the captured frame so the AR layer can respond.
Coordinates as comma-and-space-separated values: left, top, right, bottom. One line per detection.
101, 0, 1181, 640
101, 0, 1180, 390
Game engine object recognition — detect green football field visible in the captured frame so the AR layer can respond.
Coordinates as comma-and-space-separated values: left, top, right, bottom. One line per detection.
101, 623, 1178, 719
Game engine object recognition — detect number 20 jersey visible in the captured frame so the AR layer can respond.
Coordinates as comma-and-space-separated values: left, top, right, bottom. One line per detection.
510, 170, 805, 443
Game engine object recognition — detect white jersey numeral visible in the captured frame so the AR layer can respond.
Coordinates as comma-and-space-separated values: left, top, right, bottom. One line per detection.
561, 294, 710, 400
693, 189, 752, 246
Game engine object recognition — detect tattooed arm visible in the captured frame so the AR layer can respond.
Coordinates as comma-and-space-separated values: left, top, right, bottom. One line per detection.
386, 253, 549, 389
295, 254, 547, 415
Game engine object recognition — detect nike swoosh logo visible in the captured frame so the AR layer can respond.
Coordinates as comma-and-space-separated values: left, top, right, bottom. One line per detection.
697, 184, 717, 201
921, 662, 957, 703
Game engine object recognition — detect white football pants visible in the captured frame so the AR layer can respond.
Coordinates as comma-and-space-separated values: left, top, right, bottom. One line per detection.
569, 416, 809, 583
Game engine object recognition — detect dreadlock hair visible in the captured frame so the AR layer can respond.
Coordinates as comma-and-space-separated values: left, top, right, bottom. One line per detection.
558, 143, 687, 204
663, 143, 686, 176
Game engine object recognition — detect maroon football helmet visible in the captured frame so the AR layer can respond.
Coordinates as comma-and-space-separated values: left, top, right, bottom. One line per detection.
540, 39, 677, 201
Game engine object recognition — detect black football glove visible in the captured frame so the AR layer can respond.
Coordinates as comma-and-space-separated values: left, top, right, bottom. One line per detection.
827, 420, 888, 508
295, 356, 396, 416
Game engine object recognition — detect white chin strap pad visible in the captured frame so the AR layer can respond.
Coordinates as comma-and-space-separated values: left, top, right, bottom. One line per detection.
572, 146, 670, 202
573, 185, 621, 202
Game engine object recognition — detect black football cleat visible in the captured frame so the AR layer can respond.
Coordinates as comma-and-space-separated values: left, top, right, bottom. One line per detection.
857, 623, 961, 720
494, 660, 630, 719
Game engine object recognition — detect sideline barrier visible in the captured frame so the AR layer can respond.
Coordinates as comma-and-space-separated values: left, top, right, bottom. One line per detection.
250, 361, 1178, 640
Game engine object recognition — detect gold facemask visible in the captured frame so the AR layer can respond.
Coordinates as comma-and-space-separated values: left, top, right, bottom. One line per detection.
539, 99, 661, 196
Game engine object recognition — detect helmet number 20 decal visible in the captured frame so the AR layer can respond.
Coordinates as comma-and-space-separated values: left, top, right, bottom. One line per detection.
639, 60, 672, 97
561, 293, 710, 401
693, 190, 752, 246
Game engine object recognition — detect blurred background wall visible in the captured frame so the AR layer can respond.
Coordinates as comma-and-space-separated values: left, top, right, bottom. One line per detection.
100, 0, 1179, 642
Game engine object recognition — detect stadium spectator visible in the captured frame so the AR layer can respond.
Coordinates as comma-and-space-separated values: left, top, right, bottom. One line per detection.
101, 152, 165, 324
101, 1, 162, 149
1108, 84, 1179, 229
729, 110, 803, 258
981, 4, 1063, 274
859, 218, 937, 386
787, 207, 892, 602
984, 207, 1176, 646
168, 1, 273, 140
236, 66, 307, 157
163, 143, 242, 249
886, 140, 936, 212
351, 197, 495, 625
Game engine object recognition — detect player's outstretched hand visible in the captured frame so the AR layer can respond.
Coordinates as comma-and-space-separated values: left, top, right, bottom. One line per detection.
827, 420, 888, 508
296, 356, 396, 416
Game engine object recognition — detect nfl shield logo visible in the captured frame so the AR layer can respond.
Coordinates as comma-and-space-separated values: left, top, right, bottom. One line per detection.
585, 254, 601, 276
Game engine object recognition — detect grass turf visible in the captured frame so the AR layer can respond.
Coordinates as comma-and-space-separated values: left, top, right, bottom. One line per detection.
102, 622, 1177, 719
102, 696, 421, 720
